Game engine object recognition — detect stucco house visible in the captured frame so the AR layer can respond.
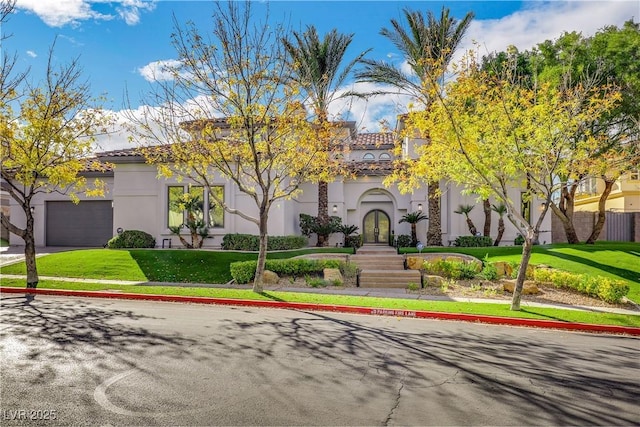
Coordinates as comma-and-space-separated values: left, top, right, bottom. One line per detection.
8, 121, 550, 248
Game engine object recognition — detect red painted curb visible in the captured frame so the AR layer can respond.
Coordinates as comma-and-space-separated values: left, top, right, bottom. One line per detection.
2, 286, 639, 336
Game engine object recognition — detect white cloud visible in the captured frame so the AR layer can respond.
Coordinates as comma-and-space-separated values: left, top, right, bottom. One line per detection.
15, 0, 155, 27
460, 1, 638, 59
26, 50, 37, 58
137, 59, 182, 82
329, 82, 414, 133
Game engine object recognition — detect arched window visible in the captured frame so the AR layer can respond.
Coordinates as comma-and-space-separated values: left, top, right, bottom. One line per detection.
363, 153, 375, 161
379, 152, 391, 161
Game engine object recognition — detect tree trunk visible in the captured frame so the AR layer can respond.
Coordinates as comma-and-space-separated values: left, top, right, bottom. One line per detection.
465, 217, 477, 236
24, 213, 39, 289
586, 178, 614, 244
426, 181, 442, 246
483, 199, 491, 237
494, 218, 505, 246
510, 231, 536, 311
253, 211, 268, 293
411, 223, 417, 246
316, 180, 329, 247
553, 182, 580, 244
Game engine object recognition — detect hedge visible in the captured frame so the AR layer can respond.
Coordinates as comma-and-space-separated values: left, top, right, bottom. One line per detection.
107, 230, 155, 249
230, 258, 346, 284
454, 236, 493, 247
533, 268, 629, 303
221, 234, 308, 251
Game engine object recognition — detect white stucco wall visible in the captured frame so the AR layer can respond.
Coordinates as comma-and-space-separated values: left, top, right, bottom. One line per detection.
8, 177, 115, 247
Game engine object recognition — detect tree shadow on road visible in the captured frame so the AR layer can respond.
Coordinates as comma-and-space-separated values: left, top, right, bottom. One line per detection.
211, 309, 639, 426
0, 295, 197, 373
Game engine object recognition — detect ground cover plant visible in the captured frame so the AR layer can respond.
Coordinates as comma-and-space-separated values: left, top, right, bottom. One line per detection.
401, 242, 640, 302
1, 277, 638, 328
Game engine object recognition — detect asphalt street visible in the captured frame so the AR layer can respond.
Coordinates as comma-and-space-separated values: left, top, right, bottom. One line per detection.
1, 294, 638, 426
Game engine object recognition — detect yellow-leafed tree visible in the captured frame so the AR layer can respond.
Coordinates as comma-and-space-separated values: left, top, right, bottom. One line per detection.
0, 40, 111, 288
386, 51, 620, 310
128, 2, 338, 292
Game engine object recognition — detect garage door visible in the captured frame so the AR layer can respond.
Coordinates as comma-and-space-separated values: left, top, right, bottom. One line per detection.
46, 201, 113, 247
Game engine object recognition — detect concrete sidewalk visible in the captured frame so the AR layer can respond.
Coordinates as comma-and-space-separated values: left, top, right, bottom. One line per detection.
2, 273, 638, 316
2, 245, 639, 317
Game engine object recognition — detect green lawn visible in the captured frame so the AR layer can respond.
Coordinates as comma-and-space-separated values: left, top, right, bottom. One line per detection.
402, 242, 640, 302
0, 247, 353, 284
1, 277, 638, 328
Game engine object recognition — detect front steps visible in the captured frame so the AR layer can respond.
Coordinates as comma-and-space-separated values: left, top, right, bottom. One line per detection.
358, 269, 422, 288
352, 245, 421, 288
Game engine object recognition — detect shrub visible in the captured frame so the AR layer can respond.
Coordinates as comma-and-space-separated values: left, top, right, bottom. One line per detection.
396, 234, 412, 248
340, 262, 358, 279
514, 234, 525, 245
345, 234, 363, 249
107, 230, 155, 249
454, 236, 492, 247
221, 234, 308, 251
423, 259, 481, 280
306, 276, 327, 288
479, 263, 499, 281
230, 258, 345, 284
533, 268, 629, 303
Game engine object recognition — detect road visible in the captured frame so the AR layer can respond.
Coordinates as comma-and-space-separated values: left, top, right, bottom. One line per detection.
1, 294, 638, 426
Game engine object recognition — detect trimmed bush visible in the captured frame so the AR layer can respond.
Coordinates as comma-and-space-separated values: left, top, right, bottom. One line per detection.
396, 234, 412, 248
107, 230, 155, 249
221, 234, 308, 251
454, 236, 493, 247
230, 258, 346, 284
423, 259, 481, 280
533, 268, 629, 303
345, 234, 362, 249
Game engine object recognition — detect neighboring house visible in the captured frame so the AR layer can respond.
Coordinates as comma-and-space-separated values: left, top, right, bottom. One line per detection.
574, 171, 640, 213
551, 171, 640, 243
7, 121, 550, 248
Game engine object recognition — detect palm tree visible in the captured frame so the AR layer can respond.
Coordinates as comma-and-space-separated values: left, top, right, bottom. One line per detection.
356, 7, 474, 247
338, 224, 359, 247
482, 199, 492, 237
399, 211, 428, 246
491, 203, 508, 246
454, 204, 478, 236
283, 26, 369, 246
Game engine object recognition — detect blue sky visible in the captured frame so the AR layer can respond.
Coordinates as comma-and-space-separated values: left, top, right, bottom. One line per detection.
6, 0, 639, 151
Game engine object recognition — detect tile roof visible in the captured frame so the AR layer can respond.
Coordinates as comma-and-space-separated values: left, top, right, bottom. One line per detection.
352, 132, 396, 149
347, 160, 395, 177
82, 158, 113, 173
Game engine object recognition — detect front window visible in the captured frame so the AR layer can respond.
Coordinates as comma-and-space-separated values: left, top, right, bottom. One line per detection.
362, 152, 375, 161
168, 185, 225, 228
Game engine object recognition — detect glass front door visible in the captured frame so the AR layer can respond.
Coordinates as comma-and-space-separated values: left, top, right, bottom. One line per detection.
363, 210, 390, 244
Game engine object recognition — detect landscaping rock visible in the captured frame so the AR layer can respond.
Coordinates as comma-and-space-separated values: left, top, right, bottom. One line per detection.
502, 279, 539, 295
323, 268, 343, 285
424, 275, 446, 287
262, 270, 280, 284
406, 256, 424, 270
492, 261, 513, 278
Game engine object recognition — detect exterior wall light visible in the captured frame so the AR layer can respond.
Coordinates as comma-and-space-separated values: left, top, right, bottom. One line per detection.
417, 203, 423, 212
332, 205, 338, 214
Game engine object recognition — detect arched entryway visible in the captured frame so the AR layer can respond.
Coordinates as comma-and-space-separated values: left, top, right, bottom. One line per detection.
362, 209, 390, 244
